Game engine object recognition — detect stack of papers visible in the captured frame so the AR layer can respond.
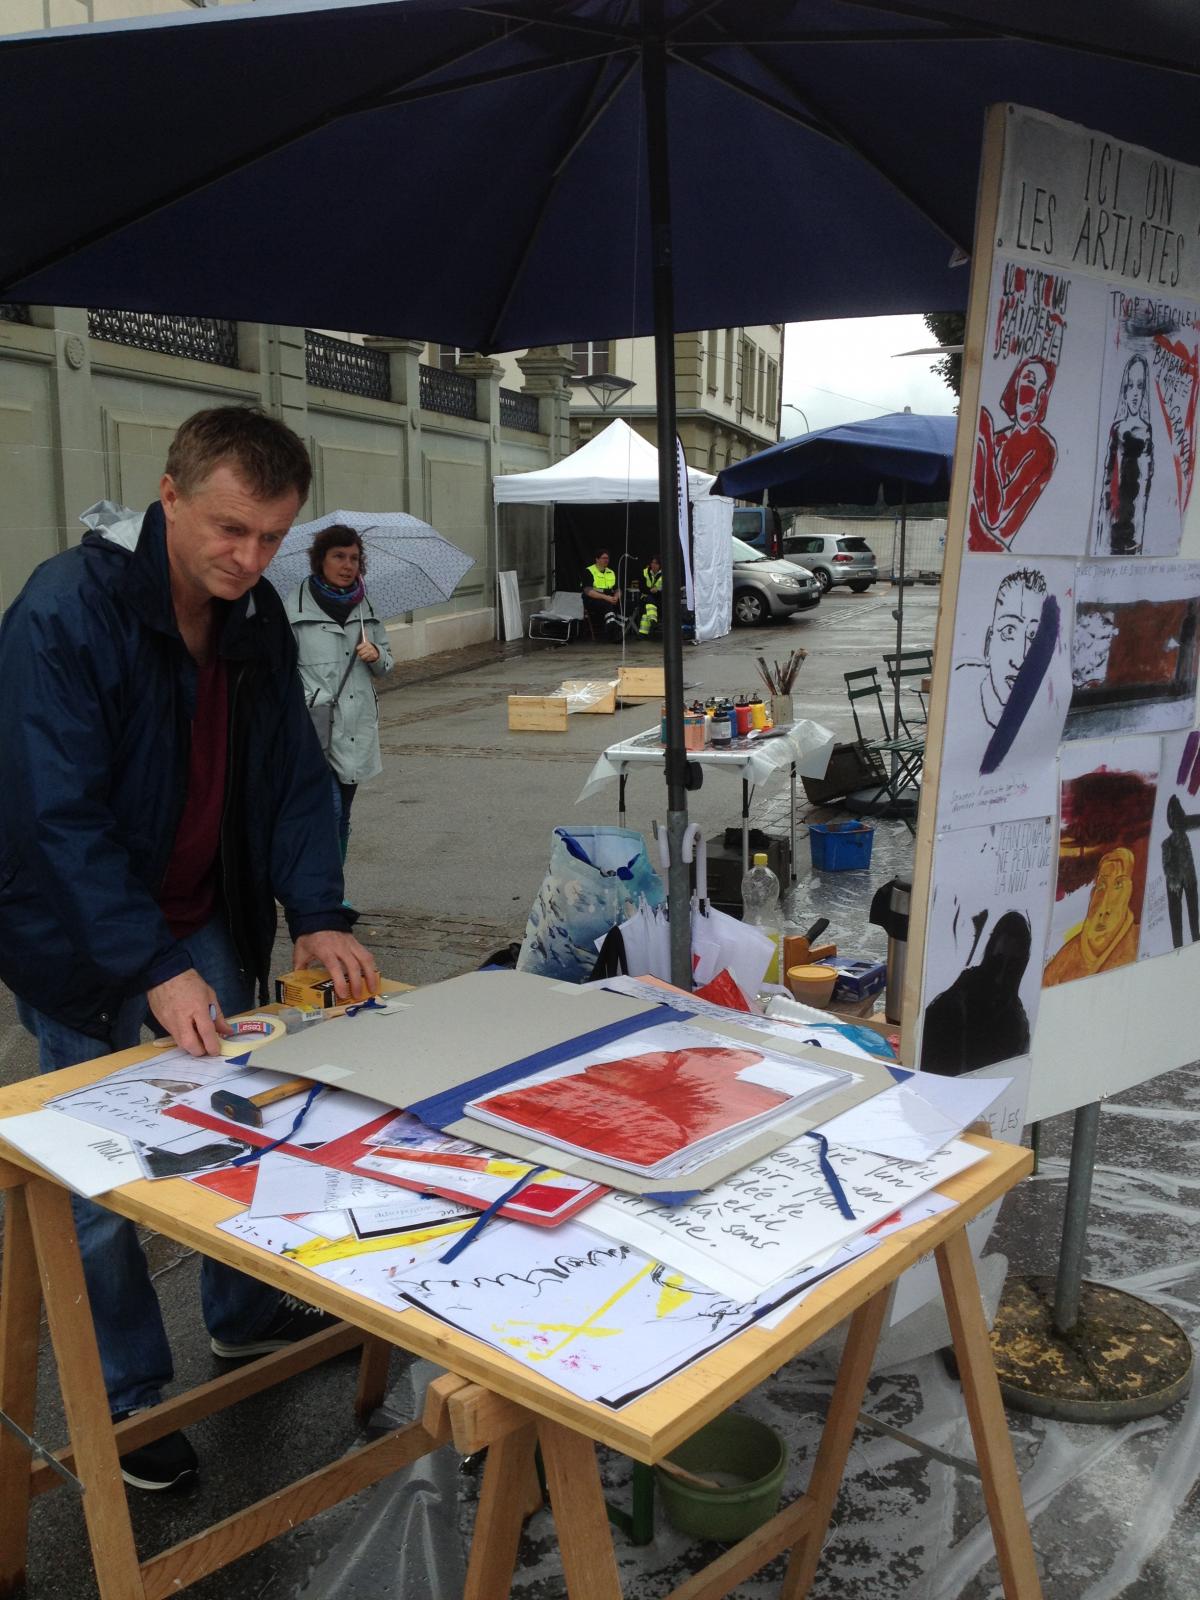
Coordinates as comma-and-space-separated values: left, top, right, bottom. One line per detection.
465, 1019, 856, 1180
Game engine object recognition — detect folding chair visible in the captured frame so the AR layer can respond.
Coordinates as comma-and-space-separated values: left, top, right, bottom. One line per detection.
528, 590, 585, 644
843, 666, 925, 827
882, 648, 933, 733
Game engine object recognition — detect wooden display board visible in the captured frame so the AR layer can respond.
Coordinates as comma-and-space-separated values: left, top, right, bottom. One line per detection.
904, 105, 1200, 1124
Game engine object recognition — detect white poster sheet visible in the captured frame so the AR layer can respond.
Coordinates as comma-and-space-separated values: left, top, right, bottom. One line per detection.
919, 818, 1054, 1075
1141, 729, 1200, 959
1045, 736, 1160, 987
1089, 292, 1200, 558
1065, 560, 1200, 740
966, 259, 1105, 557
936, 556, 1075, 826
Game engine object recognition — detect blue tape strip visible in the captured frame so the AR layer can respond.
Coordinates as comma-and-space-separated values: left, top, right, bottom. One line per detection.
406, 1003, 684, 1130
806, 1131, 856, 1220
437, 1165, 549, 1264
230, 1084, 326, 1167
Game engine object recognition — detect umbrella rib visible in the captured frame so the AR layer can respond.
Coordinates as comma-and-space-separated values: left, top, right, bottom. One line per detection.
671, 47, 968, 251
0, 23, 603, 295
835, 0, 1200, 80
484, 53, 640, 350
373, 44, 629, 111
464, 4, 640, 44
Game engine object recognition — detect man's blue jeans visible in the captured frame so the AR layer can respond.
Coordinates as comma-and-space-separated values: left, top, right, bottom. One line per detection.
17, 917, 281, 1414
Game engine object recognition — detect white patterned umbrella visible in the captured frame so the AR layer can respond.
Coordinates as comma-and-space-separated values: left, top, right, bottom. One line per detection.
265, 509, 474, 618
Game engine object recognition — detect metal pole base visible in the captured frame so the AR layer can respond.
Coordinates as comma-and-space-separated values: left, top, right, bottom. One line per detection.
988, 1274, 1193, 1423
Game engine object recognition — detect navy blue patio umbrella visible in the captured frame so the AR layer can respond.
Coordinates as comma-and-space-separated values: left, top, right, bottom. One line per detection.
714, 411, 958, 765
3, 2, 1199, 983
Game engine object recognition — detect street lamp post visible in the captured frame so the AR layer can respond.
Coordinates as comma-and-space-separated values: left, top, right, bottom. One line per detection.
781, 402, 810, 433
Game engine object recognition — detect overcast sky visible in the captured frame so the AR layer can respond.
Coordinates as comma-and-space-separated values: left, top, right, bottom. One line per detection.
781, 313, 958, 435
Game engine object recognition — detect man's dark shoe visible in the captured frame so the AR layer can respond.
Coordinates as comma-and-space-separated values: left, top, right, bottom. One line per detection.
209, 1293, 341, 1359
111, 1409, 199, 1492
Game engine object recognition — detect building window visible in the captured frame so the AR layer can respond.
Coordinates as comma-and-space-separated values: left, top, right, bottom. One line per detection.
438, 345, 461, 370
706, 330, 719, 393
766, 359, 778, 426
723, 329, 735, 400
571, 340, 611, 377
757, 349, 766, 419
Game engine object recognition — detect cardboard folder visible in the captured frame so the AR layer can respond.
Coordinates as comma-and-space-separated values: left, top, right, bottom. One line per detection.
259, 971, 894, 1195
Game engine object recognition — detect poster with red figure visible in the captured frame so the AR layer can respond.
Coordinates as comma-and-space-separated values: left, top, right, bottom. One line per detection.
967, 259, 1105, 557
466, 1021, 852, 1178
1089, 291, 1200, 558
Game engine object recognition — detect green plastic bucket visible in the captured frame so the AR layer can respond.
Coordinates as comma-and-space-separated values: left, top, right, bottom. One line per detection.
655, 1410, 788, 1542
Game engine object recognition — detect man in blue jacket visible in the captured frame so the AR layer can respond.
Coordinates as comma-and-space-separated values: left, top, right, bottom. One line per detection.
0, 406, 378, 1490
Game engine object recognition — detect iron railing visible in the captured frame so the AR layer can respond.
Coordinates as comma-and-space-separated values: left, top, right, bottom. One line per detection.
499, 387, 541, 432
305, 330, 391, 400
419, 362, 477, 420
0, 304, 31, 324
88, 309, 239, 367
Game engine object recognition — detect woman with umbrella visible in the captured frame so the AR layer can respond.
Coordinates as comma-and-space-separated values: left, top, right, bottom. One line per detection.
286, 525, 394, 876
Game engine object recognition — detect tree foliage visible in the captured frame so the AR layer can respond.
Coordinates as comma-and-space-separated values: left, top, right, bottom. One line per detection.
923, 312, 965, 397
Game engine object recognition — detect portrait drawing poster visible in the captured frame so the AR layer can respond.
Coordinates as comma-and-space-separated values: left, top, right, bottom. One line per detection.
1089, 292, 1200, 559
967, 259, 1106, 558
936, 555, 1074, 828
1045, 736, 1160, 988
1141, 729, 1200, 961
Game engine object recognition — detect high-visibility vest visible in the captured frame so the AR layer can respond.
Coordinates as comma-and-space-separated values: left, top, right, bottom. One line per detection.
586, 564, 616, 591
642, 566, 663, 592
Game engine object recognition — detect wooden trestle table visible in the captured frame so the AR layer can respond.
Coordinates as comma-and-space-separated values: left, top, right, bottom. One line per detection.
0, 1033, 1042, 1600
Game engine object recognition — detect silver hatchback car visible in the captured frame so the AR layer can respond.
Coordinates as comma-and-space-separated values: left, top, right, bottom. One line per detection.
731, 535, 820, 625
782, 532, 877, 593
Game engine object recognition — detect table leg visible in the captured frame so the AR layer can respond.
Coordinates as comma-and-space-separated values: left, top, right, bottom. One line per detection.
936, 1230, 1043, 1599
618, 772, 627, 829
741, 780, 751, 875
0, 1186, 41, 1597
464, 1422, 539, 1600
353, 1335, 392, 1422
789, 763, 798, 882
24, 1180, 144, 1600
538, 1417, 623, 1599
780, 1287, 889, 1600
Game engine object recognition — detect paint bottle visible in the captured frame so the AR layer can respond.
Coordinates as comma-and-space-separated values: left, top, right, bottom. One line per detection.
749, 695, 768, 730
735, 697, 753, 736
724, 699, 740, 740
660, 703, 668, 744
684, 709, 705, 751
710, 703, 732, 745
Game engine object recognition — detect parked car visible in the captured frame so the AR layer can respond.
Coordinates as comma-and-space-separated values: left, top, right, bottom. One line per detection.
731, 534, 820, 625
731, 505, 785, 558
782, 532, 877, 593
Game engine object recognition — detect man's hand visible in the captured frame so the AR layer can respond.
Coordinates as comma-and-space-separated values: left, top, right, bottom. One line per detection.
294, 931, 379, 1002
147, 968, 233, 1057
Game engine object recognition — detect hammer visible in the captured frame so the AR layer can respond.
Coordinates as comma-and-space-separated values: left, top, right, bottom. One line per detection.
210, 1077, 315, 1128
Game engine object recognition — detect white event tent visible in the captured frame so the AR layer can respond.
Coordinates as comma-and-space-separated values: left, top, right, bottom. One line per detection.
493, 418, 732, 641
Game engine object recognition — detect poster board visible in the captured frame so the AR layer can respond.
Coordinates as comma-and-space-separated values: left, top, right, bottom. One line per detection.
905, 105, 1200, 1124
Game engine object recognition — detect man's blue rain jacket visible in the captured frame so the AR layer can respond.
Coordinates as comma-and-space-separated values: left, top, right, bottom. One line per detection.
0, 503, 351, 1040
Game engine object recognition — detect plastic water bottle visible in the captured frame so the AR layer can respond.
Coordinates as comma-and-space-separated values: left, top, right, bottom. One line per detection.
741, 851, 781, 984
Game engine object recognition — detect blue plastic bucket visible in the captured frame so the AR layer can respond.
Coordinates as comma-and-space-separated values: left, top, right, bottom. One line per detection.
809, 820, 874, 871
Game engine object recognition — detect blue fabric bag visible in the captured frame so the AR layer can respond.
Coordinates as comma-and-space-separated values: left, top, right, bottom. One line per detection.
516, 826, 665, 983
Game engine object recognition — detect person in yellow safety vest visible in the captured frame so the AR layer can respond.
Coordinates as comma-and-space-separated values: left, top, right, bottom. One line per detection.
638, 554, 663, 636
581, 549, 622, 635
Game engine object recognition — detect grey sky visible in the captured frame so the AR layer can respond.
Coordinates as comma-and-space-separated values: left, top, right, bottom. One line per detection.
782, 313, 959, 435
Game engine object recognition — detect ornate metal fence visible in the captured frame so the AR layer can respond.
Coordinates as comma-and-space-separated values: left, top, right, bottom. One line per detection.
305, 330, 391, 400
0, 304, 31, 324
87, 310, 239, 367
419, 363, 477, 420
499, 387, 541, 432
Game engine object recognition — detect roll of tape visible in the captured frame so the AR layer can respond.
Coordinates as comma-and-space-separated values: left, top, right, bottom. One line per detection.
218, 1013, 287, 1057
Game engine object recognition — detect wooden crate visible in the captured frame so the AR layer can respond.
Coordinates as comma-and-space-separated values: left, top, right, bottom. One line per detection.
616, 665, 665, 701
507, 694, 568, 732
560, 679, 618, 714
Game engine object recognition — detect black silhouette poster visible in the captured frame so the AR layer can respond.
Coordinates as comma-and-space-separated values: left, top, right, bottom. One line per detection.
967, 260, 1105, 557
918, 818, 1054, 1076
1090, 293, 1200, 557
1142, 730, 1200, 959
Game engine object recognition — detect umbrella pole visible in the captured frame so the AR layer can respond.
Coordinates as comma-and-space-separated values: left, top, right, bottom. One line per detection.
643, 1, 692, 989
893, 482, 908, 741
